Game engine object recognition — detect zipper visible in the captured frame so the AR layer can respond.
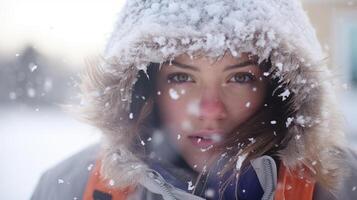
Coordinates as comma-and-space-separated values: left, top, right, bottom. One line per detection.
261, 157, 276, 200
145, 170, 177, 200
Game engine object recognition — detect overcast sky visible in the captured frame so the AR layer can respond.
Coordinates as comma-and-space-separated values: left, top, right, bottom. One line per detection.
0, 0, 124, 67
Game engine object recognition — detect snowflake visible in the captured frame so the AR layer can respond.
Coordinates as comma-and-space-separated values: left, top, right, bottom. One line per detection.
187, 181, 195, 191
169, 88, 180, 100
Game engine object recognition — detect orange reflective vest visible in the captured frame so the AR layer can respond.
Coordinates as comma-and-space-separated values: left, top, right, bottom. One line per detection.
83, 160, 315, 200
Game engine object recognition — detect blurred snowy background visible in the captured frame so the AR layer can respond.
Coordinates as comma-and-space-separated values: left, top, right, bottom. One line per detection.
0, 0, 356, 199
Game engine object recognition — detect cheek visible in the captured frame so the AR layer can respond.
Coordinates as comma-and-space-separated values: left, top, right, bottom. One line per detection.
156, 87, 192, 132
224, 84, 268, 123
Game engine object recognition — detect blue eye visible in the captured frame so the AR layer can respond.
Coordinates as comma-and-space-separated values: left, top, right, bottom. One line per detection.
167, 73, 194, 83
229, 73, 255, 83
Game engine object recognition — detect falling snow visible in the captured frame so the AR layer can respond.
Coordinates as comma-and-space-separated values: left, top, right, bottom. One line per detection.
295, 134, 301, 140
109, 179, 115, 186
276, 63, 283, 71
248, 137, 256, 144
211, 134, 222, 142
270, 120, 277, 125
286, 117, 294, 127
278, 89, 291, 101
140, 140, 146, 146
200, 145, 213, 152
205, 188, 215, 198
27, 88, 36, 98
169, 88, 180, 100
236, 154, 246, 170
187, 181, 195, 191
58, 179, 64, 184
87, 164, 94, 171
28, 63, 38, 72
245, 101, 251, 108
187, 99, 200, 116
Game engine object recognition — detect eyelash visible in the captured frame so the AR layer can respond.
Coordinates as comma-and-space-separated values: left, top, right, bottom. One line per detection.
228, 72, 256, 84
167, 72, 256, 84
167, 73, 194, 83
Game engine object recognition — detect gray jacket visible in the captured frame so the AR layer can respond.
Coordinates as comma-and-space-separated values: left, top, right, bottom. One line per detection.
31, 144, 357, 200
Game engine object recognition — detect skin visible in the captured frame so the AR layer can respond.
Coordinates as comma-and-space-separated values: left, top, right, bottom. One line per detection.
155, 52, 269, 172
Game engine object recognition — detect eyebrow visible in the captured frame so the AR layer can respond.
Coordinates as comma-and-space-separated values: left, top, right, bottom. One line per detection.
169, 60, 257, 71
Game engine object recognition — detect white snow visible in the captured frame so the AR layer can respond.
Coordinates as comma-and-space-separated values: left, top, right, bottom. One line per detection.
275, 63, 283, 71
248, 137, 256, 144
235, 154, 247, 170
278, 89, 291, 101
295, 134, 301, 140
28, 63, 38, 72
205, 188, 215, 198
140, 140, 146, 146
245, 101, 251, 108
286, 117, 294, 127
187, 181, 195, 191
87, 164, 94, 171
109, 179, 115, 186
211, 134, 222, 142
169, 88, 180, 100
0, 106, 100, 200
187, 99, 200, 116
200, 145, 213, 152
27, 88, 36, 98
270, 120, 277, 125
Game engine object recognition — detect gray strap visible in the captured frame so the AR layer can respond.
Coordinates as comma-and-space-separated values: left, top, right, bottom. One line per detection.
250, 156, 278, 200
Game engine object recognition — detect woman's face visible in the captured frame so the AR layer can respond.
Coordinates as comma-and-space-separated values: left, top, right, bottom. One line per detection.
155, 52, 269, 172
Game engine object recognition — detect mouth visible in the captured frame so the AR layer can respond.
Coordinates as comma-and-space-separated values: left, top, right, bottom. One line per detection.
188, 130, 224, 149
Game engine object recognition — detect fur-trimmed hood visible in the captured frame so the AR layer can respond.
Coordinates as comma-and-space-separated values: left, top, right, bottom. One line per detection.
80, 0, 348, 193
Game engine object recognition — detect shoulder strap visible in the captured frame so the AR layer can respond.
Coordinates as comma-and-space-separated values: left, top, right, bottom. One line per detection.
82, 159, 134, 200
274, 163, 315, 200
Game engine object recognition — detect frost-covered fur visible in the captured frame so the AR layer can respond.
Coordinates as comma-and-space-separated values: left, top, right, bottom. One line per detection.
80, 0, 347, 192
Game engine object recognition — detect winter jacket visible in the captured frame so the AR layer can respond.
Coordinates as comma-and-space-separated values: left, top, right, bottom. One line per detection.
31, 144, 357, 200
32, 0, 357, 199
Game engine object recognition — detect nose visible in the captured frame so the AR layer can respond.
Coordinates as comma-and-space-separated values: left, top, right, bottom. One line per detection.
198, 87, 227, 121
